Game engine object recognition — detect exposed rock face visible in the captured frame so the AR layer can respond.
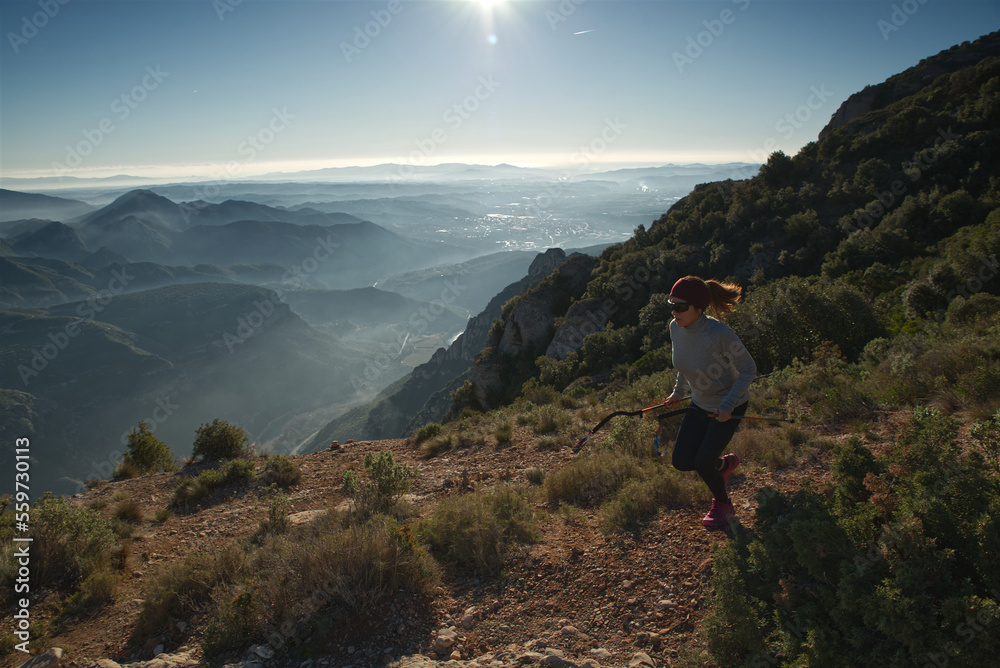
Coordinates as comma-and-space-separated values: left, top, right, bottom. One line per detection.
546, 300, 613, 360
819, 34, 1000, 139
464, 253, 598, 412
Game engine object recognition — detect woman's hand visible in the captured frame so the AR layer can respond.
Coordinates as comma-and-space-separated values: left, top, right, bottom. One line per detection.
714, 406, 732, 422
663, 395, 682, 407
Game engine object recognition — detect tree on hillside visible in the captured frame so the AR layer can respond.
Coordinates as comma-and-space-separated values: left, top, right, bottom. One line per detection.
117, 420, 176, 476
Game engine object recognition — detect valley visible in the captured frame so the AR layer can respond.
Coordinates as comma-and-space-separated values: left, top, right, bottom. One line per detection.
0, 163, 748, 496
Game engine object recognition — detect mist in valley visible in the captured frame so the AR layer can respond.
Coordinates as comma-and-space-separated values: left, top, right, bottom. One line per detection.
0, 162, 756, 495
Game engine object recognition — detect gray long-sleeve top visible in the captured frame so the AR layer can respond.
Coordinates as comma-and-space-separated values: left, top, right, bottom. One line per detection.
667, 314, 758, 411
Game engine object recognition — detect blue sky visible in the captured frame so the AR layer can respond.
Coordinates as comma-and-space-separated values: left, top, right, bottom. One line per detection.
1, 0, 997, 180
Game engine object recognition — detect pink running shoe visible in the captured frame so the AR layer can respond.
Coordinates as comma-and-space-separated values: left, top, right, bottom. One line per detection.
702, 498, 736, 527
719, 453, 741, 488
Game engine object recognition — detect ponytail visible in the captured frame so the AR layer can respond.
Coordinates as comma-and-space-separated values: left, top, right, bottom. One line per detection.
672, 275, 744, 320
705, 279, 742, 320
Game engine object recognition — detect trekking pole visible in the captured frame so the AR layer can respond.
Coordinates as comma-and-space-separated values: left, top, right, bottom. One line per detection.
571, 373, 783, 454
573, 397, 691, 454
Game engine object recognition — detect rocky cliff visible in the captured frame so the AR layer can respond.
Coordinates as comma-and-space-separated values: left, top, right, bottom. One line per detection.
460, 252, 598, 413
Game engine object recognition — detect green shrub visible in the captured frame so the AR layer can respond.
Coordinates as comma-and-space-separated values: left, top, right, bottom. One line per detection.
493, 421, 514, 444
544, 451, 645, 505
191, 418, 253, 462
263, 455, 302, 488
420, 433, 453, 458
970, 408, 1000, 476
702, 409, 1000, 667
524, 467, 546, 485
532, 405, 563, 434
27, 494, 117, 591
598, 415, 660, 459
600, 465, 707, 533
132, 543, 249, 642
413, 422, 443, 444
252, 487, 291, 542
420, 486, 537, 575
171, 477, 209, 507
113, 498, 145, 524
118, 421, 176, 476
342, 450, 416, 522
193, 516, 436, 662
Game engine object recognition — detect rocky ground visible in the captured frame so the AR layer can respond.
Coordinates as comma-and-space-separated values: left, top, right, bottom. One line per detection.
5, 419, 845, 668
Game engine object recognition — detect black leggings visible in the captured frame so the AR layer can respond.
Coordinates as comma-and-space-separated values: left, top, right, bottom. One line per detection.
671, 401, 748, 502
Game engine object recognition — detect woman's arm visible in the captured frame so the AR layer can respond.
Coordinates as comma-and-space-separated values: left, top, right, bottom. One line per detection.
719, 328, 757, 412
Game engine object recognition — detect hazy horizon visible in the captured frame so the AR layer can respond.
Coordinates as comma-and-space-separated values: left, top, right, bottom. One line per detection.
2, 0, 996, 183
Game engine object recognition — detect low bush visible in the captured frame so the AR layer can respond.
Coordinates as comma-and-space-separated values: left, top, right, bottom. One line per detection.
171, 477, 209, 508
702, 409, 1000, 667
342, 450, 416, 522
600, 464, 707, 533
524, 467, 546, 485
26, 494, 117, 591
191, 419, 253, 462
263, 455, 302, 488
141, 515, 439, 662
420, 486, 538, 575
413, 422, 443, 444
493, 421, 514, 444
544, 451, 645, 505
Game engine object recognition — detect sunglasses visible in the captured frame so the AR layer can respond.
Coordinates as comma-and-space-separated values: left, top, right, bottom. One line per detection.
670, 301, 693, 312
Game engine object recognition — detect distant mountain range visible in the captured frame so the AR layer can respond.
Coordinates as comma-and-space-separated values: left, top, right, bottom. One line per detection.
0, 161, 760, 193
1, 188, 469, 288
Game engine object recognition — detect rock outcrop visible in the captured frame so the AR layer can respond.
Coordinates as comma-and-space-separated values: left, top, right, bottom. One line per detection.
819, 33, 1000, 140
463, 252, 598, 412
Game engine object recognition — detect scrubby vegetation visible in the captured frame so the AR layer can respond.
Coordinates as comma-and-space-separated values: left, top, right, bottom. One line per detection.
703, 409, 1000, 667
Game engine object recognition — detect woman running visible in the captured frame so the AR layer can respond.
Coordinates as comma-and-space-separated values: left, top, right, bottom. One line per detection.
662, 276, 757, 527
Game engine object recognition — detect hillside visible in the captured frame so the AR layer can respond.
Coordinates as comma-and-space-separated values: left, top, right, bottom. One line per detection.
0, 189, 95, 223
453, 31, 1000, 414
0, 396, 846, 668
0, 282, 365, 497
